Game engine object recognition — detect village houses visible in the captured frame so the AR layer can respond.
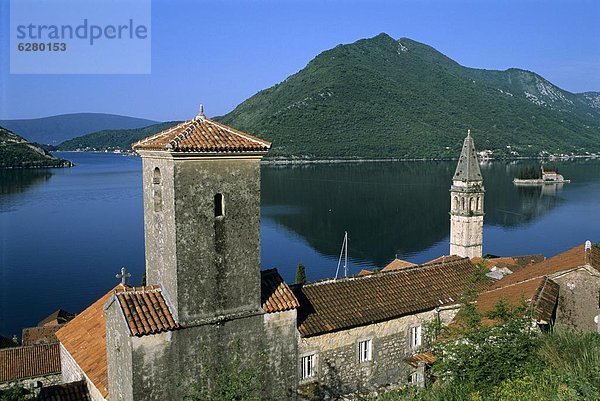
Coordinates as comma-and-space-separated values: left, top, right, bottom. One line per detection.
1, 108, 599, 400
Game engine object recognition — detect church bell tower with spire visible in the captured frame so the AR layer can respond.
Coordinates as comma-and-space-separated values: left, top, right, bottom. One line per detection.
450, 130, 484, 258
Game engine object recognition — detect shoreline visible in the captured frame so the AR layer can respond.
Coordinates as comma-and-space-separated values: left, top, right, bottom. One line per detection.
54, 151, 600, 165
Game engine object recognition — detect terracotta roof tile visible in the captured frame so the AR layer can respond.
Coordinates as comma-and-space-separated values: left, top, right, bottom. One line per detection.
261, 269, 299, 313
38, 380, 91, 401
405, 351, 436, 368
473, 245, 596, 323
56, 289, 115, 398
475, 277, 559, 323
132, 116, 271, 153
0, 344, 60, 383
381, 259, 416, 272
22, 325, 64, 346
489, 244, 599, 290
115, 286, 180, 337
293, 258, 482, 337
422, 255, 463, 266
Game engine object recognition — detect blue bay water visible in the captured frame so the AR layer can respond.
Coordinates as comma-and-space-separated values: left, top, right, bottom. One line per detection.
1, 152, 599, 337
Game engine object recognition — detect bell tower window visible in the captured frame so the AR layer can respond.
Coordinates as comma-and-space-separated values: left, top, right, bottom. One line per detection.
214, 193, 224, 217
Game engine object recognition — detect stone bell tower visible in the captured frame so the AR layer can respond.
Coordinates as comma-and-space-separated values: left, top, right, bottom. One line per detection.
449, 130, 484, 259
132, 105, 271, 326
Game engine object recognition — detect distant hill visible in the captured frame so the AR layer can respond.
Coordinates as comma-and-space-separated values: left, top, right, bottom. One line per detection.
58, 121, 181, 151
0, 113, 159, 145
0, 126, 73, 168
218, 33, 600, 159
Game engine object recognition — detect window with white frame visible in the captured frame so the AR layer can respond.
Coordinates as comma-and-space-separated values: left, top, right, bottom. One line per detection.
358, 339, 372, 362
409, 325, 422, 348
301, 354, 316, 380
409, 371, 422, 384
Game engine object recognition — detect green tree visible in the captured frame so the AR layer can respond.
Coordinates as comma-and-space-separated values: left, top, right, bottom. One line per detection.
0, 385, 33, 401
295, 263, 306, 285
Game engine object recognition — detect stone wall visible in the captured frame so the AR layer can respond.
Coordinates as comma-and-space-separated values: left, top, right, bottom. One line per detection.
122, 311, 297, 401
297, 307, 458, 400
552, 267, 600, 332
106, 296, 134, 401
140, 153, 263, 327
60, 344, 105, 401
0, 374, 61, 391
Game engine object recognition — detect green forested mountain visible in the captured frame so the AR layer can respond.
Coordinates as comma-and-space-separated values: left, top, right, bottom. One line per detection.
218, 33, 600, 159
58, 121, 181, 151
0, 126, 73, 168
0, 113, 158, 145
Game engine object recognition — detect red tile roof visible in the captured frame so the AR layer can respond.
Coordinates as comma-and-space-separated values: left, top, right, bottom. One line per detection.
0, 344, 60, 383
22, 325, 64, 346
56, 289, 115, 398
293, 258, 482, 337
474, 244, 596, 323
38, 380, 91, 401
261, 269, 300, 313
489, 244, 599, 290
381, 259, 416, 272
115, 285, 180, 337
422, 255, 463, 266
405, 351, 437, 368
132, 115, 271, 153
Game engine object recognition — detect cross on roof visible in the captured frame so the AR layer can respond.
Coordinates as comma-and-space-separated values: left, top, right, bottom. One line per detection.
116, 267, 132, 286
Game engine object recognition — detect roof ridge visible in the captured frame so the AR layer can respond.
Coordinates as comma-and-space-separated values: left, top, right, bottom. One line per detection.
205, 118, 271, 147
300, 257, 471, 288
132, 120, 189, 148
482, 276, 546, 293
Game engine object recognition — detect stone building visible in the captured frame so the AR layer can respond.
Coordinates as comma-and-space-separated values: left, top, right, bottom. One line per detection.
476, 242, 600, 332
449, 130, 485, 259
49, 113, 599, 401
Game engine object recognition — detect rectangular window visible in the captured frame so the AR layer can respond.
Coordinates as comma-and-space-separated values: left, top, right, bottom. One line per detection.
301, 354, 316, 380
409, 371, 422, 384
410, 325, 422, 348
358, 339, 372, 362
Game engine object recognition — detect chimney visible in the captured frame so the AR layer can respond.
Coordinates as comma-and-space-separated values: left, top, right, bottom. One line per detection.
585, 240, 592, 265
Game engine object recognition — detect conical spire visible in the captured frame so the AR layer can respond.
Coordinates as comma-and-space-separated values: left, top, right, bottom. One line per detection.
453, 130, 482, 182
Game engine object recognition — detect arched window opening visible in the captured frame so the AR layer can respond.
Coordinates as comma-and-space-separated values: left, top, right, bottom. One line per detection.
461, 197, 466, 211
214, 193, 225, 217
153, 167, 162, 185
476, 196, 481, 211
453, 196, 459, 211
469, 197, 474, 212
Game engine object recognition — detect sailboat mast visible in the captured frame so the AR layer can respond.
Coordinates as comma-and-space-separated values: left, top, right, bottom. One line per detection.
344, 231, 348, 277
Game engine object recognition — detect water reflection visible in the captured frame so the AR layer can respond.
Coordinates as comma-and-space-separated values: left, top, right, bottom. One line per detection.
0, 170, 53, 195
261, 160, 591, 267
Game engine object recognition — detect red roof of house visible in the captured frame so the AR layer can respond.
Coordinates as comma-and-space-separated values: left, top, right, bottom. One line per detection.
0, 343, 60, 383
381, 258, 416, 272
56, 289, 115, 398
261, 269, 300, 313
115, 285, 180, 337
293, 258, 484, 337
132, 114, 271, 153
474, 244, 597, 322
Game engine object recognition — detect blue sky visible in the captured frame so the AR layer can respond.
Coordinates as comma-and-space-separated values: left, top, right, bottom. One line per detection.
1, 0, 599, 121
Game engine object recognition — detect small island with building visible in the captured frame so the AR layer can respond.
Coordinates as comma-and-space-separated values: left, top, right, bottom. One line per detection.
513, 165, 570, 185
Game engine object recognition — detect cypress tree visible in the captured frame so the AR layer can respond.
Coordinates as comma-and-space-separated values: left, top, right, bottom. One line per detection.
295, 263, 306, 285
